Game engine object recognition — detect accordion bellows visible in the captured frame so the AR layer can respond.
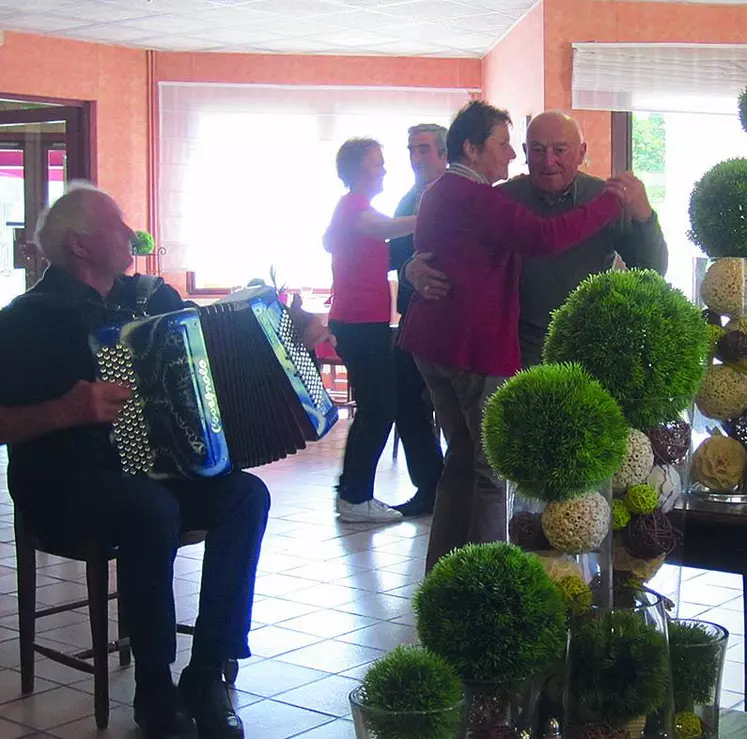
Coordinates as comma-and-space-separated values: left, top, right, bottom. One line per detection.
92, 293, 338, 478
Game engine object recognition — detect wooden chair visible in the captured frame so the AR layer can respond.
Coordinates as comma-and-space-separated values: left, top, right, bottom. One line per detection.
14, 511, 238, 729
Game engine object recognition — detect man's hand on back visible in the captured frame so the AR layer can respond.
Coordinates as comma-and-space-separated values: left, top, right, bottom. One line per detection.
405, 252, 450, 301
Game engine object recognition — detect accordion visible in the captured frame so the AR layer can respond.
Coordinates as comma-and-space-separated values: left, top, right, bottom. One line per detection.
91, 290, 338, 478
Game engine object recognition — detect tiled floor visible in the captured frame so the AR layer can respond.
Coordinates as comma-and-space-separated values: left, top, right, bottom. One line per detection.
0, 419, 743, 738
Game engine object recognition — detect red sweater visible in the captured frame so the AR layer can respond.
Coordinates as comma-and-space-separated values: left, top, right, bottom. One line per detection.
398, 172, 621, 376
326, 193, 391, 324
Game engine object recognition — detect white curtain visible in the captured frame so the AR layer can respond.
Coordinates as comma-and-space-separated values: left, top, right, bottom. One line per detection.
158, 83, 474, 289
572, 43, 747, 115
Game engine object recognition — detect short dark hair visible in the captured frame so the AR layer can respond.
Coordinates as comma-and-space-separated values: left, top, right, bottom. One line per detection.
336, 138, 380, 188
408, 123, 448, 156
446, 101, 512, 164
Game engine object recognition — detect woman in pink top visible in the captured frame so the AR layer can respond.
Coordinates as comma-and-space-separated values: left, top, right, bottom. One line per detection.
325, 138, 415, 524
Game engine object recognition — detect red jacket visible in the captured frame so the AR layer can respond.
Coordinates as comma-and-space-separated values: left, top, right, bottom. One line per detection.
398, 172, 621, 376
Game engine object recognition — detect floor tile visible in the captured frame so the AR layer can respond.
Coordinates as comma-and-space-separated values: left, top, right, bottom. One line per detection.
236, 699, 332, 739
336, 621, 418, 651
275, 674, 360, 717
46, 704, 140, 738
0, 686, 100, 731
231, 660, 332, 698
249, 626, 324, 659
280, 610, 380, 640
277, 640, 385, 673
291, 718, 354, 737
0, 718, 35, 738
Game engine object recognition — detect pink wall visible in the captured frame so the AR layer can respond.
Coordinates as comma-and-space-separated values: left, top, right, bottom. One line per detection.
0, 31, 149, 228
543, 0, 747, 177
481, 1, 544, 153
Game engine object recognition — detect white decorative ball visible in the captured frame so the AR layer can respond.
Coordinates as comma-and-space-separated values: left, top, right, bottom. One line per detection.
701, 258, 747, 317
541, 492, 611, 555
532, 551, 585, 583
612, 429, 655, 493
646, 464, 682, 513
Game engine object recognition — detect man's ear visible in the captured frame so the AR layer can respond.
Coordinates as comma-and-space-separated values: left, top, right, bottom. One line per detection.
462, 139, 478, 164
578, 141, 589, 169
67, 231, 87, 259
522, 142, 528, 165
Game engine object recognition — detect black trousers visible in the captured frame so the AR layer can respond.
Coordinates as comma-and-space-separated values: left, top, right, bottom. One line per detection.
16, 469, 269, 669
330, 320, 443, 504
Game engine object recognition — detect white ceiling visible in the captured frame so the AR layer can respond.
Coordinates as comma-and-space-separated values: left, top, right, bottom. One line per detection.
0, 0, 543, 58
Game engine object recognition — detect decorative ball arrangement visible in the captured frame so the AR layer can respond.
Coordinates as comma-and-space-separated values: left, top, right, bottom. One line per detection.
557, 575, 592, 610
647, 464, 683, 513
358, 645, 464, 739
673, 711, 703, 739
482, 363, 627, 502
624, 484, 659, 515
613, 542, 666, 582
725, 410, 747, 447
647, 419, 691, 465
612, 429, 655, 493
533, 551, 584, 582
131, 230, 155, 256
695, 364, 747, 420
691, 435, 747, 491
699, 257, 747, 314
541, 492, 611, 555
689, 161, 747, 260
543, 269, 710, 431
508, 511, 550, 551
414, 543, 566, 687
716, 328, 747, 370
611, 499, 631, 531
622, 508, 678, 560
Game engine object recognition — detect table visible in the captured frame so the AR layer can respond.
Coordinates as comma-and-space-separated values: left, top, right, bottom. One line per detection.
670, 496, 747, 705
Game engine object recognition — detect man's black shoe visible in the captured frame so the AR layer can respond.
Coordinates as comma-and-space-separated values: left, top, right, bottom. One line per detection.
179, 666, 244, 739
392, 494, 435, 517
134, 681, 195, 739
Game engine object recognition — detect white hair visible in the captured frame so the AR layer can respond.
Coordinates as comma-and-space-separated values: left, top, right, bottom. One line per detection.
34, 180, 111, 266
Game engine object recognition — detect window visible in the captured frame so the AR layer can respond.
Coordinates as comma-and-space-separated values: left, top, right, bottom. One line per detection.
159, 83, 474, 291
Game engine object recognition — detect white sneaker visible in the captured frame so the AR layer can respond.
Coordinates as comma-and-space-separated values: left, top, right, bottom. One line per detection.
336, 497, 403, 523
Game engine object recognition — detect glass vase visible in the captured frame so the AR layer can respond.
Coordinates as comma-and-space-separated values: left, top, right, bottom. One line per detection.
668, 619, 729, 739
349, 685, 465, 739
564, 586, 674, 738
462, 679, 539, 739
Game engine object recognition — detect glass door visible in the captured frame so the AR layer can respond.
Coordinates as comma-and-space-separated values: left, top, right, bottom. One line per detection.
0, 99, 92, 306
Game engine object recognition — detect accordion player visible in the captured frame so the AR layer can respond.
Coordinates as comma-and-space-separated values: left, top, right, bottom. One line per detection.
90, 288, 338, 478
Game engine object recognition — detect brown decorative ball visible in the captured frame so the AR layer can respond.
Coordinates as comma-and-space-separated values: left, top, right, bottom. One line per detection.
647, 419, 691, 464
509, 511, 550, 551
725, 411, 747, 448
571, 723, 630, 739
622, 509, 678, 560
717, 330, 747, 369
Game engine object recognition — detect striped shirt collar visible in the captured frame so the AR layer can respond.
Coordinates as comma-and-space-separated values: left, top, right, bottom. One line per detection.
446, 162, 490, 185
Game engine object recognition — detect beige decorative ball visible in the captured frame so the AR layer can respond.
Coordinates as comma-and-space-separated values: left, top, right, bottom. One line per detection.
695, 364, 747, 421
612, 429, 655, 493
613, 540, 666, 581
532, 551, 584, 582
541, 492, 610, 554
701, 258, 747, 317
691, 435, 747, 490
647, 464, 683, 513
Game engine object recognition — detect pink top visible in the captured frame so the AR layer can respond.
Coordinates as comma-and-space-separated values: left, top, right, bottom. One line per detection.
326, 193, 391, 324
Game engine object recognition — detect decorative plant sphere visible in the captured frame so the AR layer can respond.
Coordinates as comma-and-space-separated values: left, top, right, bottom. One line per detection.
483, 363, 627, 502
624, 484, 659, 515
647, 464, 683, 513
414, 543, 566, 685
740, 87, 747, 132
533, 551, 584, 582
569, 610, 670, 727
669, 620, 727, 713
673, 711, 703, 739
557, 574, 592, 610
131, 230, 155, 256
612, 429, 655, 493
689, 160, 747, 259
716, 330, 747, 370
647, 419, 691, 465
695, 363, 747, 421
707, 324, 727, 359
611, 500, 631, 531
691, 434, 747, 490
541, 492, 610, 555
613, 541, 666, 582
508, 511, 550, 551
622, 509, 678, 560
544, 269, 710, 430
700, 258, 747, 316
358, 645, 463, 739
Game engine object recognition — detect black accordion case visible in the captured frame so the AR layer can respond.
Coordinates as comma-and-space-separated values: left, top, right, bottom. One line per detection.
91, 290, 338, 478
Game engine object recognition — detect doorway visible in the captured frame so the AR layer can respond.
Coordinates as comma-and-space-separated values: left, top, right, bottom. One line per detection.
0, 97, 93, 306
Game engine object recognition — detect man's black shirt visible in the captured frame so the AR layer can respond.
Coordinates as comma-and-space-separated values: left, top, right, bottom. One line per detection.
0, 266, 185, 491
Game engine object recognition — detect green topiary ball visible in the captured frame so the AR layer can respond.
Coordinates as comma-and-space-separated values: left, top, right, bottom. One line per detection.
482, 363, 627, 502
688, 158, 747, 258
739, 87, 747, 133
624, 484, 659, 515
132, 230, 155, 256
569, 609, 670, 727
544, 270, 709, 430
674, 711, 703, 739
611, 499, 631, 530
359, 645, 463, 739
557, 574, 592, 611
414, 543, 566, 686
669, 620, 726, 713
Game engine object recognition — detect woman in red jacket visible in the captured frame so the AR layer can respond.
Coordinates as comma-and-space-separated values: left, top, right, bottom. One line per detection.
398, 101, 631, 570
325, 138, 416, 523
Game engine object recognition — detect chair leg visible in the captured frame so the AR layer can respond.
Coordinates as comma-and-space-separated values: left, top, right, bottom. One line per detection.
15, 523, 36, 695
115, 561, 131, 667
87, 557, 111, 729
